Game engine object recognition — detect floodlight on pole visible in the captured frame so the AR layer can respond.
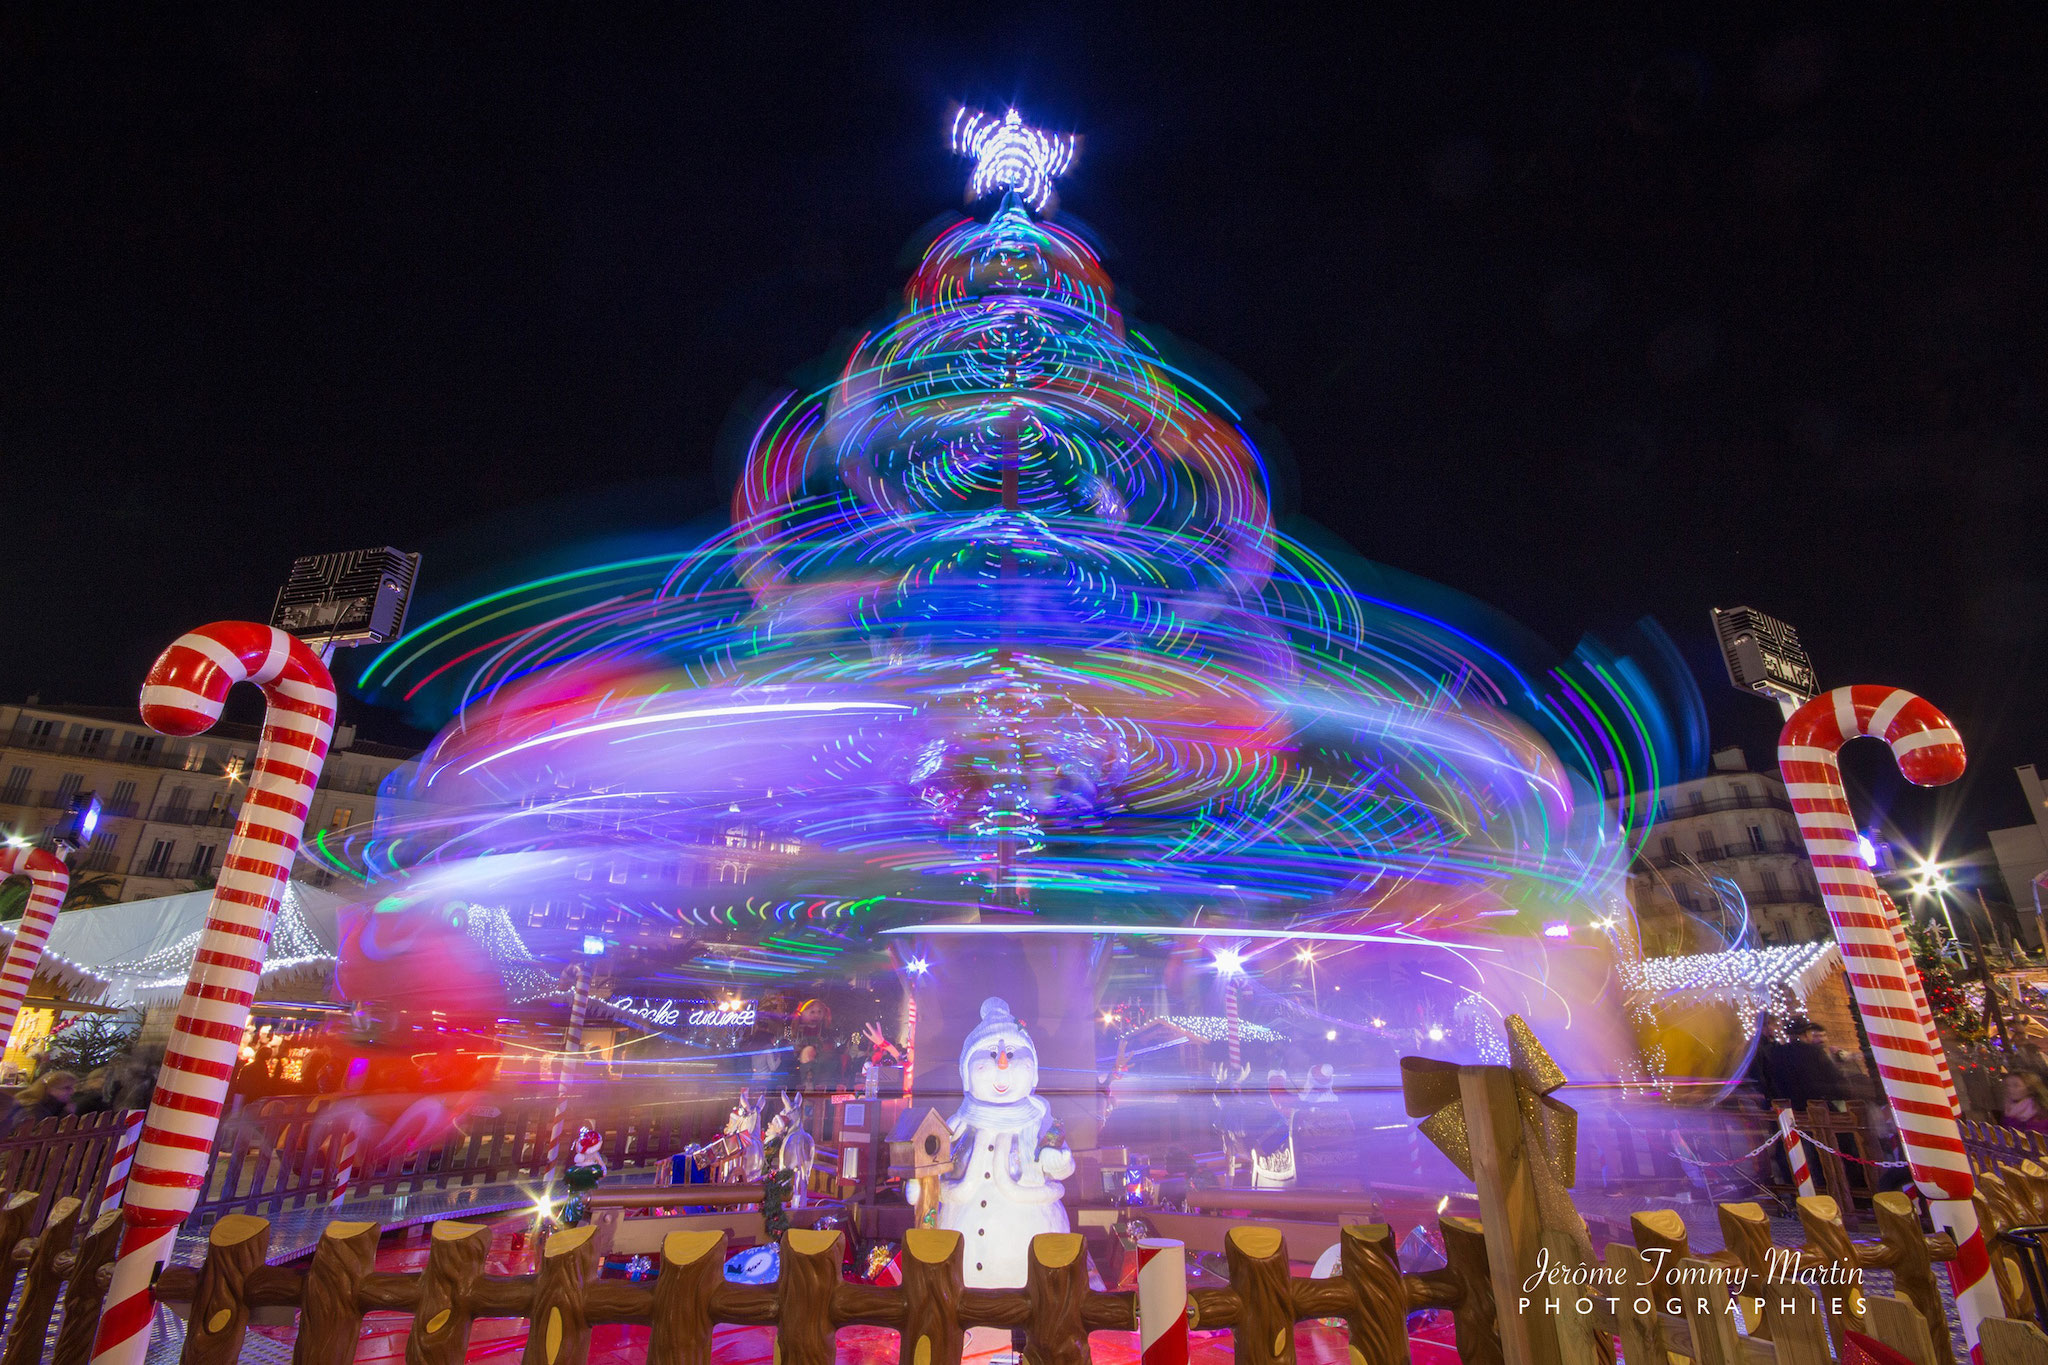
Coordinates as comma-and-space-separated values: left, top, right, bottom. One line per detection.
271, 547, 422, 660
1711, 606, 1818, 720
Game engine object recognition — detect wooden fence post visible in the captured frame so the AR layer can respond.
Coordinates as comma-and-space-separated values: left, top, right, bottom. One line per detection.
1871, 1190, 1956, 1365
1214, 1226, 1292, 1365
1673, 1256, 1742, 1365
1436, 1216, 1501, 1365
1794, 1194, 1867, 1348
648, 1230, 725, 1365
899, 1227, 965, 1365
408, 1220, 492, 1365
1, 1196, 80, 1365
0, 1191, 40, 1313
1865, 1295, 1938, 1365
1603, 1244, 1671, 1365
1023, 1232, 1089, 1365
1981, 1316, 2048, 1364
294, 1220, 379, 1365
1714, 1202, 1774, 1340
52, 1208, 123, 1365
775, 1229, 842, 1365
180, 1213, 272, 1365
521, 1224, 598, 1365
1337, 1224, 1409, 1365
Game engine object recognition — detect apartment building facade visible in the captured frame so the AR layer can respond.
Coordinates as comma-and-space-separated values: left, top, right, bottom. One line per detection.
0, 700, 418, 902
1615, 745, 1830, 948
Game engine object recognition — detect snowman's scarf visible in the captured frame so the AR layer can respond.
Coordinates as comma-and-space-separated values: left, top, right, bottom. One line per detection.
947, 1091, 1052, 1139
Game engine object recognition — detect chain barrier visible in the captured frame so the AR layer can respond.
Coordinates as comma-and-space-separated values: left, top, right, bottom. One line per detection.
1670, 1127, 1911, 1170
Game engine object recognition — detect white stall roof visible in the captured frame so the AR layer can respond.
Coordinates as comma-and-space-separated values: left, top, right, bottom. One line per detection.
0, 881, 348, 1007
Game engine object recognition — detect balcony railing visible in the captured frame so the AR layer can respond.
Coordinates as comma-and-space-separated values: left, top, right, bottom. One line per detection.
143, 804, 238, 829
1639, 839, 1809, 869
1655, 792, 1795, 819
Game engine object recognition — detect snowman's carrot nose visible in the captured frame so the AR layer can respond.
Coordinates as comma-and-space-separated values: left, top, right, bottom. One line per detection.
996, 1043, 1011, 1070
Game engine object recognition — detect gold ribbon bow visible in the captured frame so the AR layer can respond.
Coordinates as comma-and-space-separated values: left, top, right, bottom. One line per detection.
1399, 1014, 1578, 1188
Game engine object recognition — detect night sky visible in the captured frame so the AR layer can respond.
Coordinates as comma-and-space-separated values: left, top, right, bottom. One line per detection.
4, 8, 2043, 873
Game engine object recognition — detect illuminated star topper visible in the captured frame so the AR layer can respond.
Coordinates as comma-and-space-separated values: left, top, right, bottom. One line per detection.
951, 106, 1077, 213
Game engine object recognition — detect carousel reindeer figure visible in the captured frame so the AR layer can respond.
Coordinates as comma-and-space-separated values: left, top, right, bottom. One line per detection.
764, 1090, 816, 1207
689, 1089, 766, 1183
1210, 1062, 1256, 1181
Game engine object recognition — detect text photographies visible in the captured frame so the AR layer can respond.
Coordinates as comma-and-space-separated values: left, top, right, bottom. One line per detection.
1520, 1245, 1865, 1318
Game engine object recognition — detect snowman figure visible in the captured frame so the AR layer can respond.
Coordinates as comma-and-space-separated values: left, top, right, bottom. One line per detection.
927, 996, 1074, 1287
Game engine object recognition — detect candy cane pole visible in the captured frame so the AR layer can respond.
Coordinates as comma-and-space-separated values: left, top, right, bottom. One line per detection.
91, 624, 335, 1365
1224, 978, 1241, 1069
1136, 1238, 1189, 1365
1780, 685, 1998, 1345
329, 1127, 357, 1206
1776, 1108, 1816, 1198
1884, 892, 1962, 1118
97, 1110, 144, 1213
544, 964, 588, 1182
0, 845, 70, 1049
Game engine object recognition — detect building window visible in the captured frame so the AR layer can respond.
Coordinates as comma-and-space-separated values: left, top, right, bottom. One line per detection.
1697, 831, 1718, 857
84, 829, 117, 872
1688, 790, 1706, 813
182, 745, 207, 772
142, 839, 175, 877
1732, 783, 1751, 808
1653, 800, 1670, 821
190, 845, 218, 879
24, 719, 56, 748
1660, 836, 1678, 862
127, 734, 159, 762
164, 786, 191, 819
76, 728, 109, 757
109, 780, 138, 816
609, 864, 629, 885
529, 903, 548, 928
331, 807, 354, 831
1748, 825, 1766, 853
0, 767, 29, 806
56, 773, 83, 806
1761, 868, 1781, 895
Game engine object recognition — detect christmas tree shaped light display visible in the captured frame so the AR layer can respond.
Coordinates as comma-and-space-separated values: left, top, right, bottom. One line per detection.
342, 111, 1695, 1084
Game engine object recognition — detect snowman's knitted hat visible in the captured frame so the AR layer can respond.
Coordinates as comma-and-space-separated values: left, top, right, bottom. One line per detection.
960, 996, 1036, 1064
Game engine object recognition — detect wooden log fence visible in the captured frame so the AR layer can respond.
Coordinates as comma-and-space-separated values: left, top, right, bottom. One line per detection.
0, 1139, 2046, 1361
0, 1111, 135, 1230
127, 1189, 2048, 1365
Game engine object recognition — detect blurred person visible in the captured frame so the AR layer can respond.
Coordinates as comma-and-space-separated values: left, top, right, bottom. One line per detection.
2003, 1071, 2048, 1134
1771, 1019, 1850, 1110
71, 1066, 115, 1116
1292, 1063, 1357, 1185
6, 1070, 77, 1133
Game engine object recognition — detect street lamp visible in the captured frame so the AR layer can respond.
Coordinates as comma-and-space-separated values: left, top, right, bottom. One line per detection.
1911, 861, 1961, 946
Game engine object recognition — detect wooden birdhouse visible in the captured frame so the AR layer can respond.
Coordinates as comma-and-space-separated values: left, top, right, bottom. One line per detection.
887, 1107, 953, 1230
887, 1107, 953, 1177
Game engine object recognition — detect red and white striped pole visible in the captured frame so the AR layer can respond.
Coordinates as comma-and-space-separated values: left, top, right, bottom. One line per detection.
0, 845, 70, 1051
1776, 1107, 1816, 1198
1136, 1238, 1189, 1365
329, 1127, 357, 1206
91, 623, 335, 1365
1884, 893, 1962, 1119
97, 1110, 144, 1212
1224, 979, 1241, 1070
544, 964, 588, 1183
1779, 685, 1999, 1347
